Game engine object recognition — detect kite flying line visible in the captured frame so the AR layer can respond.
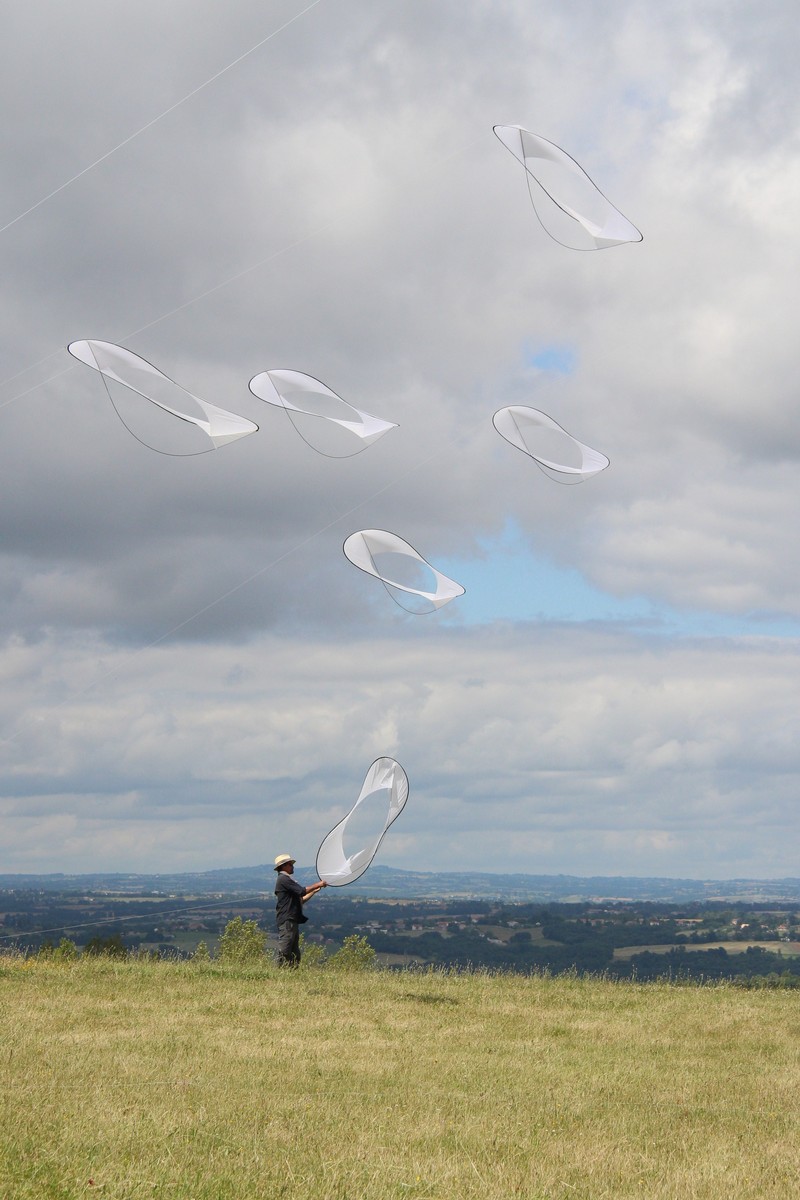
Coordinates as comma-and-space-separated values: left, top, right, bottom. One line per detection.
0, 127, 483, 411
0, 418, 476, 752
0, 219, 343, 409
0, 0, 328, 237
0, 895, 270, 944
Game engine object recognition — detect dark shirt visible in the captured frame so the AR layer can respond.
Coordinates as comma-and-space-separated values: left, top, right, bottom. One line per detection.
275, 873, 308, 925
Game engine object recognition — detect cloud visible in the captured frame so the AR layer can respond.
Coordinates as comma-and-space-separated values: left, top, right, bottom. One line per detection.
0, 0, 798, 877
0, 625, 798, 877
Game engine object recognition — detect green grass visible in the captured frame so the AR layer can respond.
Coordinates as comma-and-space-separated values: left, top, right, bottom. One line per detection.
2, 955, 799, 1199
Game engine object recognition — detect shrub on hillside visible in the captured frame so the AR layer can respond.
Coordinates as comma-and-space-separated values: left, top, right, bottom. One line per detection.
131, 947, 161, 962
218, 918, 266, 964
84, 933, 127, 959
297, 934, 327, 968
53, 938, 78, 961
328, 934, 377, 972
192, 940, 212, 963
734, 971, 800, 989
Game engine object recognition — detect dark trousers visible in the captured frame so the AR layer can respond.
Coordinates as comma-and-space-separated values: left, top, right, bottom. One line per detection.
277, 919, 301, 966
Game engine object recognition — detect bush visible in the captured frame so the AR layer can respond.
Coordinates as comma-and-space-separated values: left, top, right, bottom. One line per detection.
734, 971, 800, 990
53, 938, 78, 962
84, 933, 127, 959
35, 939, 77, 962
192, 940, 212, 963
131, 947, 161, 962
218, 918, 266, 964
328, 934, 377, 972
298, 934, 327, 969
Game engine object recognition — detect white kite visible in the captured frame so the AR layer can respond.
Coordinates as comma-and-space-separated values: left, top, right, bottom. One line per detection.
248, 369, 396, 458
68, 340, 258, 455
493, 125, 642, 251
316, 757, 410, 886
493, 406, 610, 485
343, 529, 465, 614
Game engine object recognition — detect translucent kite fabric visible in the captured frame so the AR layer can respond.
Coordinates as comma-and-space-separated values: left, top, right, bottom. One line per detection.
68, 340, 258, 455
248, 369, 396, 458
343, 529, 465, 614
493, 125, 642, 251
493, 406, 610, 485
316, 757, 410, 886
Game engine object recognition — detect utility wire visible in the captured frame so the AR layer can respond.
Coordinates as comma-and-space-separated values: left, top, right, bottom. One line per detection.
0, 423, 469, 749
0, 893, 270, 943
0, 0, 328, 237
0, 135, 484, 733
0, 218, 340, 410
0, 127, 480, 405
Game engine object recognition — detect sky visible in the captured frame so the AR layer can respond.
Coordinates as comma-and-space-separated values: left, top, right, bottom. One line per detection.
0, 0, 798, 880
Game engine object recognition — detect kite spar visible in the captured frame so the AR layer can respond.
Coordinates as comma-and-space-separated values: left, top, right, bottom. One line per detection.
493, 406, 610, 484
343, 529, 465, 614
493, 125, 642, 251
68, 340, 258, 455
249, 369, 396, 458
316, 758, 410, 886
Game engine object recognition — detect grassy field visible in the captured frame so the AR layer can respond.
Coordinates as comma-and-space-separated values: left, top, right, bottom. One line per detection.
1, 956, 799, 1199
612, 940, 800, 959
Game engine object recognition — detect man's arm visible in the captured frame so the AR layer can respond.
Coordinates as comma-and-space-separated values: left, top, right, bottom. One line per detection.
302, 880, 328, 903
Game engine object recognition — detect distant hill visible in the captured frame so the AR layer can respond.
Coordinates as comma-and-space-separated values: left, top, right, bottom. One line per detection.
2, 863, 800, 902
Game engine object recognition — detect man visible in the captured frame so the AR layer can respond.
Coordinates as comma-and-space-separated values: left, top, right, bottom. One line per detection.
273, 854, 327, 966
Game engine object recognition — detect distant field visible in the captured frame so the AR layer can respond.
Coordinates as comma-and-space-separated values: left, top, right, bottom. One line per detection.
613, 941, 800, 959
468, 925, 559, 946
2, 956, 799, 1199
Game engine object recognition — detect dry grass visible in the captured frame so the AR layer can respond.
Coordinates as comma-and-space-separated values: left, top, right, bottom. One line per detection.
1, 956, 799, 1199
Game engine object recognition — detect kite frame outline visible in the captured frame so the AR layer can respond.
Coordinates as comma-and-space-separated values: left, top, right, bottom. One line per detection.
315, 756, 410, 887
249, 368, 397, 459
68, 340, 259, 457
492, 124, 643, 252
492, 405, 610, 483
343, 528, 466, 614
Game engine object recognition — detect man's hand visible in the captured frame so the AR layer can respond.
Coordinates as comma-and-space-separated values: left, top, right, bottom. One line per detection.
303, 879, 328, 902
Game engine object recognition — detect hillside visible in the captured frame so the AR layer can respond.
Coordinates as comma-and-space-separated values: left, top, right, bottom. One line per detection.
2, 956, 798, 1199
4, 863, 800, 902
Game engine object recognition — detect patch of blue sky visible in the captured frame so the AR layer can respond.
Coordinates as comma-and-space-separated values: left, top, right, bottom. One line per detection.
621, 85, 658, 111
523, 341, 577, 375
438, 523, 800, 640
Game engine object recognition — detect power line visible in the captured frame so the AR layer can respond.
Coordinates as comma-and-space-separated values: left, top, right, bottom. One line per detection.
0, 128, 480, 405
0, 423, 468, 749
0, 0, 328, 237
0, 218, 340, 412
0, 893, 269, 943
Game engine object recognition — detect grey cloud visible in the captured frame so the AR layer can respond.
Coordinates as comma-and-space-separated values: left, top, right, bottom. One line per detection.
0, 0, 798, 874
1, 625, 798, 876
